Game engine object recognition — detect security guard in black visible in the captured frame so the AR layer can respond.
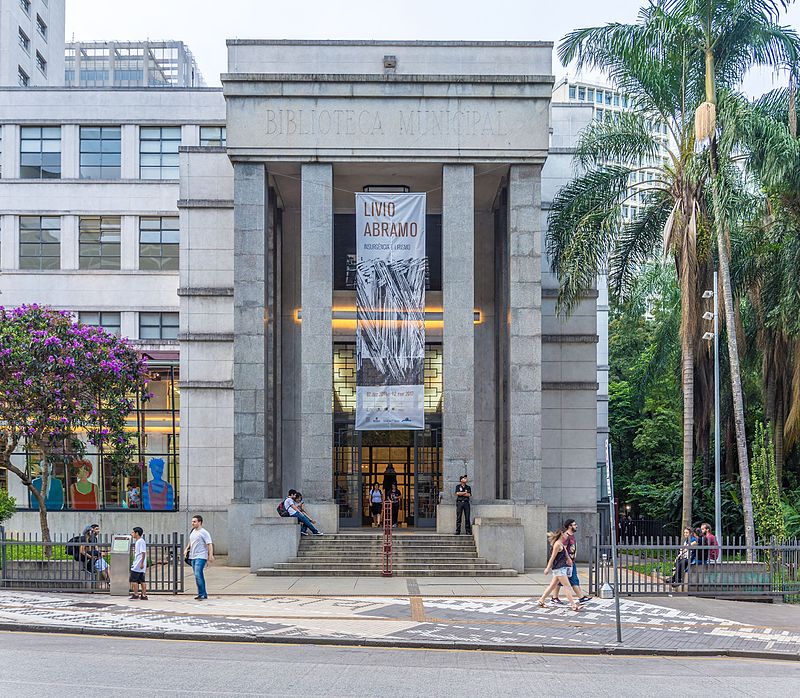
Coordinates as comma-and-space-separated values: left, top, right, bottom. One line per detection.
455, 475, 472, 534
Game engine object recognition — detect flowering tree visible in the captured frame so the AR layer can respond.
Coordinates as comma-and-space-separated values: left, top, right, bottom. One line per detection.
0, 305, 150, 542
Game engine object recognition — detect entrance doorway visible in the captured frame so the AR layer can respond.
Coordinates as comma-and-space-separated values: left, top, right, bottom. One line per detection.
333, 424, 441, 527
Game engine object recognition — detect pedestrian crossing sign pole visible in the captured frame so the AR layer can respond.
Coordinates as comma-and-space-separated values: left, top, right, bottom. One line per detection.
606, 439, 623, 644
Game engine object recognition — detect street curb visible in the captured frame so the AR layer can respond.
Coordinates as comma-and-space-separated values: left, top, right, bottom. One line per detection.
0, 621, 797, 662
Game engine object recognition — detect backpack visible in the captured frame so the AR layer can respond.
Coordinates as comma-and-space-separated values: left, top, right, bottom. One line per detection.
276, 500, 290, 517
66, 535, 84, 561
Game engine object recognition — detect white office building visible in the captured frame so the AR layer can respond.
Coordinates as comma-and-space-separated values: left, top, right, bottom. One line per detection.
0, 0, 65, 87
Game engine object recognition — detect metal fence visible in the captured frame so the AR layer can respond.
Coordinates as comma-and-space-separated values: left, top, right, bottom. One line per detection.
589, 535, 800, 601
0, 527, 184, 594
617, 518, 676, 542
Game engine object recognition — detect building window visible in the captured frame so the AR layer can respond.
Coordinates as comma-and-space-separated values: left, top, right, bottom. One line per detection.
20, 126, 61, 178
20, 0, 30, 15
614, 93, 620, 107
36, 15, 47, 40
568, 85, 576, 100
139, 216, 179, 270
12, 364, 180, 511
578, 87, 585, 101
139, 312, 179, 340
139, 126, 180, 179
79, 216, 121, 269
80, 126, 121, 179
79, 311, 121, 336
587, 88, 595, 102
200, 126, 226, 146
35, 51, 46, 75
595, 89, 603, 104
19, 216, 60, 270
18, 66, 29, 86
18, 27, 30, 53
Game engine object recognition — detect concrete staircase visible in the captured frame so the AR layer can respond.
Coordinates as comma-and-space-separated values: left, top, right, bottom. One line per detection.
256, 532, 517, 577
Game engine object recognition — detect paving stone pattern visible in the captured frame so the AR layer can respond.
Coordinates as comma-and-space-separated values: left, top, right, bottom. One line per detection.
1, 591, 798, 657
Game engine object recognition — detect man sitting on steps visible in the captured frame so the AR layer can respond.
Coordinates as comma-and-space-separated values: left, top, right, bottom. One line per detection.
284, 490, 323, 536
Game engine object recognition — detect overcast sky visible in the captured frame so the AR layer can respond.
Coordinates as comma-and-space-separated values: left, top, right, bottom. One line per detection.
65, 0, 798, 95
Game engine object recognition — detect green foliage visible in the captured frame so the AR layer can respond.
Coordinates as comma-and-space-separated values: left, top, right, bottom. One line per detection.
751, 422, 788, 541
0, 488, 15, 525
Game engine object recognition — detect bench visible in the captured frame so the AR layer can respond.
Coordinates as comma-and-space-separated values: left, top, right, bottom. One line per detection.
685, 561, 774, 599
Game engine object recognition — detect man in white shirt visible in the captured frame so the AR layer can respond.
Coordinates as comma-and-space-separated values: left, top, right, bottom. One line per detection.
185, 514, 214, 600
284, 490, 322, 536
129, 527, 147, 600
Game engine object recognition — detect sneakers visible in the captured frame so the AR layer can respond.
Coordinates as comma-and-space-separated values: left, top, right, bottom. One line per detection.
313, 531, 324, 536
578, 596, 591, 603
129, 594, 139, 600
550, 597, 564, 604
300, 531, 310, 536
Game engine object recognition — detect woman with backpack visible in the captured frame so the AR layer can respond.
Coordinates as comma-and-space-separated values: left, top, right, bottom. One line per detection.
536, 527, 582, 611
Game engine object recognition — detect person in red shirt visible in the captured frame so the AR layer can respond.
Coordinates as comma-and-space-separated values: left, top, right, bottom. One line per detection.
701, 522, 721, 562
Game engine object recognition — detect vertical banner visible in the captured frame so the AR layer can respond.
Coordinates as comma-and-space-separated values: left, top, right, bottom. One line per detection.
355, 192, 426, 430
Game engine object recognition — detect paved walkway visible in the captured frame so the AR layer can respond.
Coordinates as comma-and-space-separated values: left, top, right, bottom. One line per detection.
1, 588, 798, 659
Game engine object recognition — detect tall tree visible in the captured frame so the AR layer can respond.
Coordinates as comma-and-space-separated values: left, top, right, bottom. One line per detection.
0, 305, 150, 542
680, 0, 800, 549
553, 3, 714, 530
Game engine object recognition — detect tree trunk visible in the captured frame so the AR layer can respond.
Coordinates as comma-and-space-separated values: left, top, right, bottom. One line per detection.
715, 229, 756, 552
681, 332, 695, 531
775, 398, 784, 490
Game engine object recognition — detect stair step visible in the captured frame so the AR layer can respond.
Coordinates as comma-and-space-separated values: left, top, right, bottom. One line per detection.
257, 568, 518, 577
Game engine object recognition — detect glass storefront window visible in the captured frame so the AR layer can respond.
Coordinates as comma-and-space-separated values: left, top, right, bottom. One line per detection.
3, 364, 179, 512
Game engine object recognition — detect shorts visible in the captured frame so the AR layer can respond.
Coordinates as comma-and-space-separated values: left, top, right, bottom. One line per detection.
129, 571, 146, 584
568, 565, 580, 587
552, 566, 570, 578
371, 503, 382, 515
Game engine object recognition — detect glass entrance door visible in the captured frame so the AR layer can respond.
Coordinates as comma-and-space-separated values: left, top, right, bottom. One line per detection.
333, 424, 361, 527
414, 425, 442, 527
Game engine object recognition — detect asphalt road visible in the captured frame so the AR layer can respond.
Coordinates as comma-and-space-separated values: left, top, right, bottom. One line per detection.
0, 632, 798, 697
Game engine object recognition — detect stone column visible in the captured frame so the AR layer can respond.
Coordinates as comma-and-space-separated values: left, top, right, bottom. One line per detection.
229, 162, 269, 565
299, 163, 335, 525
442, 164, 475, 501
508, 164, 542, 503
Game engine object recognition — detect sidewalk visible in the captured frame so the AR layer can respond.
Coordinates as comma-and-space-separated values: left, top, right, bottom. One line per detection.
193, 558, 561, 596
1, 581, 799, 660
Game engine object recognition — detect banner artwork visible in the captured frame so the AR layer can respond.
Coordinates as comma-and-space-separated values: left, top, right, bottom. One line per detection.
355, 192, 426, 430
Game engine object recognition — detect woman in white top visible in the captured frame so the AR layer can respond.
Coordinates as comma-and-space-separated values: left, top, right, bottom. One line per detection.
369, 483, 383, 527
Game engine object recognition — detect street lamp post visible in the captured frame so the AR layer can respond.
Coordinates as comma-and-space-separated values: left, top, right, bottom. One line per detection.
702, 271, 722, 538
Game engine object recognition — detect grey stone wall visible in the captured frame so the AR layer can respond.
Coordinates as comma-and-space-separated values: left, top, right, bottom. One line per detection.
442, 164, 475, 500
299, 164, 333, 501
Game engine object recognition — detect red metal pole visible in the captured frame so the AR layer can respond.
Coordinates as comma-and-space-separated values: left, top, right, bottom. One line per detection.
382, 497, 393, 577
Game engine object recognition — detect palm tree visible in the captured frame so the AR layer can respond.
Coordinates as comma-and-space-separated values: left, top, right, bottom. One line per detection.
551, 4, 716, 532
683, 0, 800, 550
551, 0, 800, 547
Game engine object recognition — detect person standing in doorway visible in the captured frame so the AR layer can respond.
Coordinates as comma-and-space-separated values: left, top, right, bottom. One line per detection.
185, 515, 214, 600
552, 519, 590, 604
129, 527, 147, 600
455, 475, 472, 535
369, 483, 383, 527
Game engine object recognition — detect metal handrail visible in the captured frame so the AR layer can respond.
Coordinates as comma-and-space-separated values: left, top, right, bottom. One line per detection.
382, 498, 393, 577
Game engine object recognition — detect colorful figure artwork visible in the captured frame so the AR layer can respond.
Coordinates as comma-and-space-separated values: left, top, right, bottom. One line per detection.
70, 459, 99, 510
142, 457, 174, 511
29, 462, 65, 511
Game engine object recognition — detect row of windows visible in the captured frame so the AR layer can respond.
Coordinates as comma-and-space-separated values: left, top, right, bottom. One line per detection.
570, 84, 628, 108
78, 311, 179, 340
9, 126, 226, 180
17, 215, 179, 271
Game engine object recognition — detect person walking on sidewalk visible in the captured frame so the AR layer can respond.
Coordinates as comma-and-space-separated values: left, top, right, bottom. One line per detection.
185, 515, 214, 600
537, 527, 581, 612
552, 519, 590, 604
285, 491, 322, 536
455, 475, 472, 535
129, 527, 148, 600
